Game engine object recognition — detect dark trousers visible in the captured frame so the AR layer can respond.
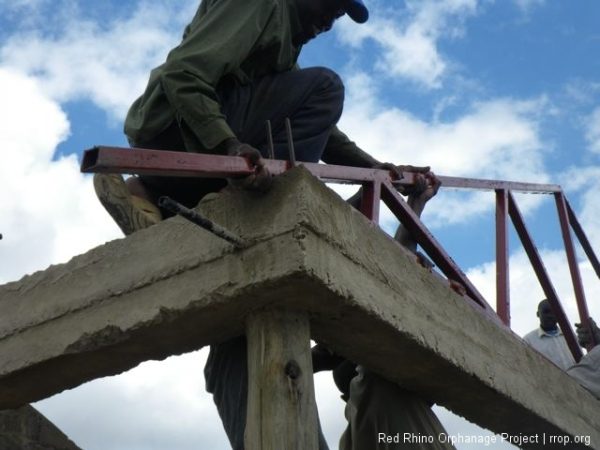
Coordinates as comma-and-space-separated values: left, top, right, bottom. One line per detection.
135, 66, 344, 210
205, 337, 331, 450
135, 67, 343, 450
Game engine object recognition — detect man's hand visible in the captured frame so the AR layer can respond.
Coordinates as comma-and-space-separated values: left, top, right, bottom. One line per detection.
373, 162, 402, 179
398, 164, 431, 174
224, 139, 272, 193
575, 317, 600, 347
406, 172, 441, 213
372, 163, 431, 183
393, 170, 440, 249
415, 171, 441, 200
373, 162, 432, 195
397, 165, 433, 196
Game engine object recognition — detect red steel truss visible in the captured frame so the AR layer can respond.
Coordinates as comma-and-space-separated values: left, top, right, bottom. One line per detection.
82, 146, 598, 361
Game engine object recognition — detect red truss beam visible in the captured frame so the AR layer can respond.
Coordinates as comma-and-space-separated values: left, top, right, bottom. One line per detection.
82, 145, 599, 357
495, 190, 510, 326
81, 146, 420, 187
507, 193, 583, 361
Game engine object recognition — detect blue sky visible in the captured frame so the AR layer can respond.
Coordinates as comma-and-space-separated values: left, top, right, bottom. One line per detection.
1, 0, 600, 449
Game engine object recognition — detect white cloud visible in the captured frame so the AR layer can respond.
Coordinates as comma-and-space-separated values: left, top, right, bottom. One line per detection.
467, 248, 600, 337
560, 166, 600, 248
584, 107, 600, 155
336, 0, 479, 89
342, 74, 548, 179
0, 0, 50, 13
578, 188, 600, 250
0, 0, 197, 121
337, 73, 551, 226
564, 78, 600, 107
0, 67, 119, 284
0, 68, 68, 163
33, 347, 356, 450
35, 350, 231, 450
512, 0, 546, 13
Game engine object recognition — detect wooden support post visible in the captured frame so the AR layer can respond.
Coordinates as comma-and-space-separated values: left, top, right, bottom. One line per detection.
245, 309, 318, 450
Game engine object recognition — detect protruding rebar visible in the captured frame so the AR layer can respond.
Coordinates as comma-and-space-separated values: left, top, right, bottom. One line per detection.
158, 196, 246, 248
266, 120, 275, 160
285, 118, 296, 167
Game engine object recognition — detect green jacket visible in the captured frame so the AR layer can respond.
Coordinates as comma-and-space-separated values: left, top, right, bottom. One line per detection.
124, 0, 380, 168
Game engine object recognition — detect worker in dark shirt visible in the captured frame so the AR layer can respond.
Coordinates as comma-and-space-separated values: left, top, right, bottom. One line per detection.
94, 1, 432, 449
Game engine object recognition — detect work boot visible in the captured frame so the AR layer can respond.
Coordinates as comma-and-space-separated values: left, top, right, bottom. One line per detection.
93, 173, 162, 236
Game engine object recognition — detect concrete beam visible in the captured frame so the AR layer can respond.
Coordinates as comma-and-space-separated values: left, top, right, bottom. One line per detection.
1, 167, 598, 449
0, 405, 81, 450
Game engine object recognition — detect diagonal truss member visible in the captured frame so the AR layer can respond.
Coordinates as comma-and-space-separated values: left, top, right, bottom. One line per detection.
82, 145, 599, 361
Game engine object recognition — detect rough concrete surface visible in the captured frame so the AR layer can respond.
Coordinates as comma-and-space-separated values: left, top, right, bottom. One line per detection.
0, 404, 81, 450
0, 166, 599, 449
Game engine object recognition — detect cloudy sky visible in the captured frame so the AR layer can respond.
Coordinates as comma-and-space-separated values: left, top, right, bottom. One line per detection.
1, 0, 600, 448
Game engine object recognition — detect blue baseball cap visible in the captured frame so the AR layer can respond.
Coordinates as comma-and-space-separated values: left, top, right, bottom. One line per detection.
345, 0, 369, 23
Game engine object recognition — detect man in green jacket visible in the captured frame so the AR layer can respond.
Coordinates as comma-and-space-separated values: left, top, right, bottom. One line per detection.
94, 0, 435, 448
95, 0, 389, 236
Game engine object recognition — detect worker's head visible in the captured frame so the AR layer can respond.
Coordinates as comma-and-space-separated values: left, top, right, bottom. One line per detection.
294, 0, 368, 45
537, 299, 558, 332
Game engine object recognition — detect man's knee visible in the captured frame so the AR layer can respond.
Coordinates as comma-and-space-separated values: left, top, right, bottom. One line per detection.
307, 66, 344, 100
